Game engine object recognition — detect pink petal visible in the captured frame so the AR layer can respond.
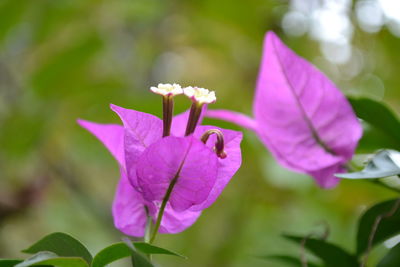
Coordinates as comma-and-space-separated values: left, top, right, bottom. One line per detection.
113, 169, 201, 236
253, 32, 362, 175
112, 170, 148, 237
136, 136, 218, 212
110, 104, 163, 187
190, 126, 243, 211
77, 120, 125, 168
307, 164, 344, 189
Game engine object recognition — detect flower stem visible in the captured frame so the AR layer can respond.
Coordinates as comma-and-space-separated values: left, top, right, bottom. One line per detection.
143, 206, 153, 261
162, 96, 174, 137
144, 206, 152, 243
149, 176, 179, 244
185, 103, 203, 136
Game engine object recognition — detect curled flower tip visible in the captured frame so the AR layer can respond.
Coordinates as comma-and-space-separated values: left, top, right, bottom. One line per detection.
201, 129, 227, 159
184, 86, 216, 105
150, 83, 183, 96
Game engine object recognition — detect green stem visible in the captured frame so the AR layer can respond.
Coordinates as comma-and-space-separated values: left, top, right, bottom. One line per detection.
143, 207, 153, 261
144, 206, 152, 243
148, 139, 190, 244
149, 177, 179, 244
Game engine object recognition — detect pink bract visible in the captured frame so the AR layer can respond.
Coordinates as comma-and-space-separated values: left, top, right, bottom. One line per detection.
206, 31, 362, 188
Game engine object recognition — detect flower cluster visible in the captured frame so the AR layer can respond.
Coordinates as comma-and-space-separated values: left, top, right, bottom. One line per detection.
78, 85, 242, 238
79, 31, 364, 241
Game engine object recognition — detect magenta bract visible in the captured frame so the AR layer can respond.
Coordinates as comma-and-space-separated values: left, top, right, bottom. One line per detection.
78, 104, 242, 237
113, 170, 201, 236
206, 31, 362, 188
136, 136, 219, 212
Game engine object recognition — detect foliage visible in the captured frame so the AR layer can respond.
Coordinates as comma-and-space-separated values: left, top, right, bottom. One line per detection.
263, 198, 400, 267
1, 232, 184, 267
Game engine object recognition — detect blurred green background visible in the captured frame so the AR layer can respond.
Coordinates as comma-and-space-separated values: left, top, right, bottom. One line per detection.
1, 0, 400, 266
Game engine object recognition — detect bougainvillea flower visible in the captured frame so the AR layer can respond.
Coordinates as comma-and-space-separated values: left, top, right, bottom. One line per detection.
206, 31, 362, 188
78, 85, 242, 237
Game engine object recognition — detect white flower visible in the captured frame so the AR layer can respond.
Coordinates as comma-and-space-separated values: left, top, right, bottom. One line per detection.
183, 86, 216, 104
150, 83, 183, 96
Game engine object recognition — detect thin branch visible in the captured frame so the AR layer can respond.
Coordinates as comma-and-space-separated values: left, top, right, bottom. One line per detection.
361, 198, 400, 267
299, 222, 330, 267
300, 235, 310, 267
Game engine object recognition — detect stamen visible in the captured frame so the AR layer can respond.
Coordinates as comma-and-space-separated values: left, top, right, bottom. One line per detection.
185, 102, 203, 136
162, 95, 174, 137
184, 86, 216, 136
201, 129, 227, 159
150, 83, 183, 137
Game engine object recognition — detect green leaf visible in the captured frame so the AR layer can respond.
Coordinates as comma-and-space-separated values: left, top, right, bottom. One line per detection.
284, 235, 359, 267
258, 255, 321, 267
133, 242, 186, 258
15, 251, 88, 267
349, 98, 400, 152
15, 251, 57, 267
336, 150, 400, 179
122, 239, 154, 267
377, 242, 400, 267
31, 257, 88, 267
92, 243, 132, 267
91, 241, 185, 267
22, 232, 92, 264
357, 199, 400, 255
355, 121, 400, 153
0, 259, 23, 267
130, 251, 153, 267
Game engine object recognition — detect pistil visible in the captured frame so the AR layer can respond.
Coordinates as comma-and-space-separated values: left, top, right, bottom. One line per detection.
201, 129, 227, 158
